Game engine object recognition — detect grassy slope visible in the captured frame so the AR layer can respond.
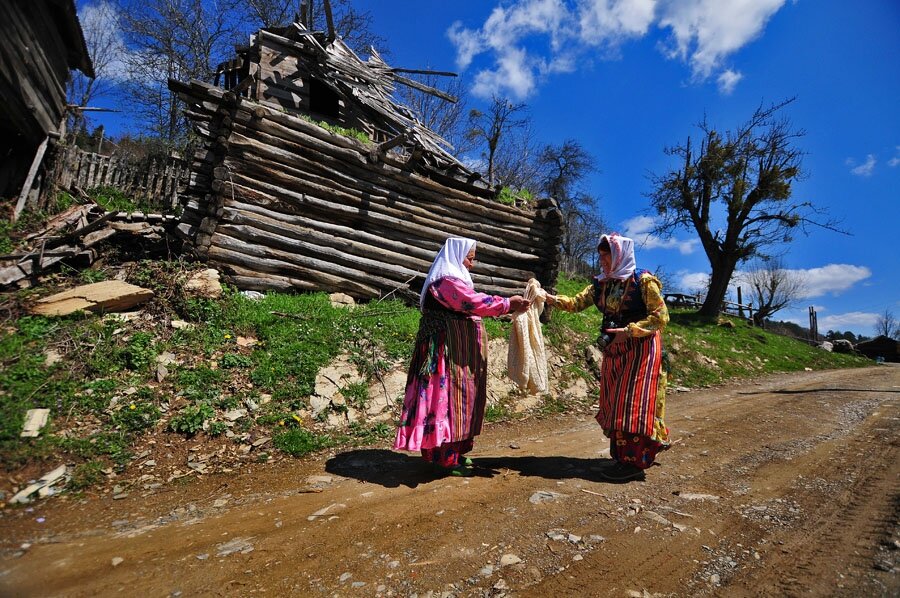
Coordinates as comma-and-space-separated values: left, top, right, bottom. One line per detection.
0, 267, 870, 483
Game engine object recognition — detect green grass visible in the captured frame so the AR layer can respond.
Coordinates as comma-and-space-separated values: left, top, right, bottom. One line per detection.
0, 270, 872, 479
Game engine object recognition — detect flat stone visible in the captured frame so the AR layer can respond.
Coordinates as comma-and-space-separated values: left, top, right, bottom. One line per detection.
30, 281, 153, 316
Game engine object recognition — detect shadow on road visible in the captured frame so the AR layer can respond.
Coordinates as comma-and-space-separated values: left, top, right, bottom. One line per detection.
325, 449, 446, 488
471, 455, 620, 483
326, 449, 626, 486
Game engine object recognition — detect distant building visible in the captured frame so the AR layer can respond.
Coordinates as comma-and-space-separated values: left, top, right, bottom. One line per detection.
855, 335, 900, 363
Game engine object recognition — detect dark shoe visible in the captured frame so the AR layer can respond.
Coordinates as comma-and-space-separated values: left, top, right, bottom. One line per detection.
598, 462, 645, 482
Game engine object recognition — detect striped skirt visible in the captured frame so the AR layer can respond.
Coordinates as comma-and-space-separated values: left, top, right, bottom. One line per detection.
596, 331, 668, 442
394, 313, 488, 451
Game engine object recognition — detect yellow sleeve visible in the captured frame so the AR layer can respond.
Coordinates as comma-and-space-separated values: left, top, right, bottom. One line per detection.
553, 284, 595, 312
626, 274, 669, 338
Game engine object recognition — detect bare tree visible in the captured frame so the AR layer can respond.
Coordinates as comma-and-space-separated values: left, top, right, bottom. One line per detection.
492, 121, 543, 192
119, 0, 245, 147
243, 0, 386, 54
67, 1, 126, 134
537, 140, 604, 274
738, 258, 806, 326
649, 99, 843, 317
242, 0, 296, 29
395, 72, 469, 154
465, 96, 528, 186
874, 309, 899, 339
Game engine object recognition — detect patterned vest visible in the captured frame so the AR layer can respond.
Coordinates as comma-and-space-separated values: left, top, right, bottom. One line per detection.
591, 270, 650, 326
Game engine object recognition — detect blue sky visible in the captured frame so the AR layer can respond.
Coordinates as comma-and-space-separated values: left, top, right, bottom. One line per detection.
350, 0, 899, 337
81, 0, 899, 336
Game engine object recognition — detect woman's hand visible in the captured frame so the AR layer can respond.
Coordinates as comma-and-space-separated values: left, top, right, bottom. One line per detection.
544, 294, 557, 306
509, 295, 530, 313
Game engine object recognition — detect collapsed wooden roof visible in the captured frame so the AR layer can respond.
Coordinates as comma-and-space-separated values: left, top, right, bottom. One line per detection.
168, 20, 562, 301
213, 22, 486, 190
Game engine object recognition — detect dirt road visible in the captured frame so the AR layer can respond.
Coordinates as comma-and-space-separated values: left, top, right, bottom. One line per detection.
2, 365, 898, 597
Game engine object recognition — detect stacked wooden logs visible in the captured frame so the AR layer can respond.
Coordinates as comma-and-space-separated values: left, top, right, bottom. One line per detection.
171, 79, 562, 301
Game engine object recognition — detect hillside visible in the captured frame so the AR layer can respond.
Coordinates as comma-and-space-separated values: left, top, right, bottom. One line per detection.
0, 263, 869, 505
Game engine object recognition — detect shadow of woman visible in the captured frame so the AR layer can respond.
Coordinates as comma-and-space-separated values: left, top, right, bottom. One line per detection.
326, 449, 620, 487
472, 455, 618, 483
324, 449, 442, 489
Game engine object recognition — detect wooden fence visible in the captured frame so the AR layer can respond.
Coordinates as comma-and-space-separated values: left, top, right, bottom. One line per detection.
47, 145, 189, 213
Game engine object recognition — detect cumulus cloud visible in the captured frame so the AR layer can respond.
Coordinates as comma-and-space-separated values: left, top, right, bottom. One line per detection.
846, 154, 877, 177
819, 311, 881, 333
578, 0, 658, 46
450, 0, 787, 99
716, 69, 742, 95
794, 264, 871, 298
657, 0, 786, 79
677, 270, 709, 294
674, 263, 870, 301
622, 215, 700, 254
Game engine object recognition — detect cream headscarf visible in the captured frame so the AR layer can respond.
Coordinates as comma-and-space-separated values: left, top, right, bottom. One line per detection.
599, 233, 636, 280
419, 237, 476, 310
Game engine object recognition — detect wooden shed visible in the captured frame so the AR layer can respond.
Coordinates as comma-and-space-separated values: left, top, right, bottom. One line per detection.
0, 0, 94, 200
854, 335, 900, 363
169, 22, 563, 301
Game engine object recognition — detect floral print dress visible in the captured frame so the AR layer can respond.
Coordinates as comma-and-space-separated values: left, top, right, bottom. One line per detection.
394, 277, 510, 456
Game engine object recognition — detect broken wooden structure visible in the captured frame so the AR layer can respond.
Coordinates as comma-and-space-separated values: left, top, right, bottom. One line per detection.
0, 0, 94, 217
169, 21, 562, 301
0, 204, 177, 287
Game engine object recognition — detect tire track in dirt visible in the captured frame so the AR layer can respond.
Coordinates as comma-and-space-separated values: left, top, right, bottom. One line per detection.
1, 366, 897, 597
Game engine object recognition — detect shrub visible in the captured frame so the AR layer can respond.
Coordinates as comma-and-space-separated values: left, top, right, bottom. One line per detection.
168, 402, 215, 435
111, 401, 161, 433
273, 428, 336, 456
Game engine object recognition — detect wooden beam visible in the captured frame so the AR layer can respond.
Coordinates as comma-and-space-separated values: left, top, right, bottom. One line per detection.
391, 68, 457, 77
322, 0, 336, 42
13, 136, 50, 223
392, 75, 458, 104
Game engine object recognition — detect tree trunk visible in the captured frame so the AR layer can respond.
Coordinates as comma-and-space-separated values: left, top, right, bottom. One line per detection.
699, 257, 738, 317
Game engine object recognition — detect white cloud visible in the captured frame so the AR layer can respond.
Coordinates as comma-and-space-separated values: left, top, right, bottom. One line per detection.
670, 261, 870, 302
577, 0, 659, 46
794, 264, 871, 298
622, 215, 700, 254
847, 154, 877, 177
471, 47, 537, 99
449, 0, 787, 99
819, 311, 880, 334
888, 145, 900, 167
677, 270, 709, 294
716, 69, 742, 94
448, 21, 485, 70
657, 0, 786, 79
79, 0, 133, 83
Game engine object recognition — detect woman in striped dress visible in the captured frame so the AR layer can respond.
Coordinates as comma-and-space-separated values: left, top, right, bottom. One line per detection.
394, 237, 529, 476
546, 233, 670, 481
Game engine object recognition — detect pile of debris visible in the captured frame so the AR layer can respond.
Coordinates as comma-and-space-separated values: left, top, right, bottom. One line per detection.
0, 203, 177, 288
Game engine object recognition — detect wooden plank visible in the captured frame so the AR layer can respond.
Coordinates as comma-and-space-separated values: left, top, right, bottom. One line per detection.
13, 136, 50, 222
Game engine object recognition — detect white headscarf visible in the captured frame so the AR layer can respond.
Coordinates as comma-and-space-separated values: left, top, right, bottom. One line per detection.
419, 237, 476, 310
599, 233, 636, 280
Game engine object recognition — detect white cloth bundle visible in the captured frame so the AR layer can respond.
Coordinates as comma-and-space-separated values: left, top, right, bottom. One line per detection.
507, 278, 549, 394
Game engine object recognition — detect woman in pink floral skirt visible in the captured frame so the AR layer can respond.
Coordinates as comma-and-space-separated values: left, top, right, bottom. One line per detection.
394, 237, 529, 476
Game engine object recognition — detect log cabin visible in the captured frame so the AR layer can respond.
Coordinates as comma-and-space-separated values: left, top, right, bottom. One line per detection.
169, 20, 562, 302
0, 0, 94, 204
